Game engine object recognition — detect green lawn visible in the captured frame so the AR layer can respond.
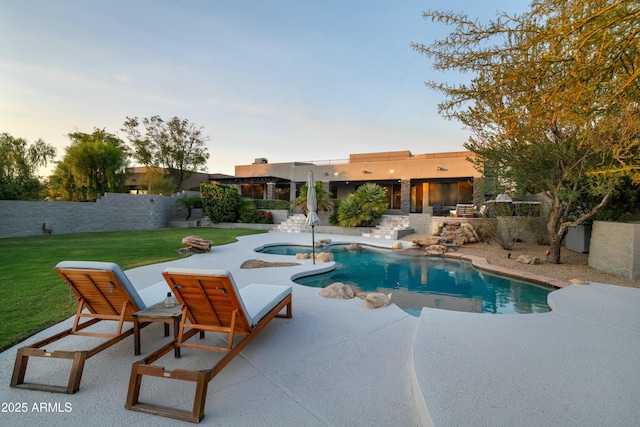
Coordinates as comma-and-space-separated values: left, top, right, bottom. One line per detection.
0, 228, 266, 352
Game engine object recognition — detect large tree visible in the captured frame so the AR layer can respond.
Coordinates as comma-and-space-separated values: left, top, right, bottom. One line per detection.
0, 132, 56, 200
413, 0, 639, 263
122, 116, 210, 192
51, 129, 128, 201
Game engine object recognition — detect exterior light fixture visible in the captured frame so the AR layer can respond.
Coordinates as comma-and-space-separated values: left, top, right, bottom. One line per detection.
437, 166, 448, 171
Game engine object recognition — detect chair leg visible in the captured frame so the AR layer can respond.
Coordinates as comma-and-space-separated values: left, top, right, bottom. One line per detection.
10, 348, 88, 394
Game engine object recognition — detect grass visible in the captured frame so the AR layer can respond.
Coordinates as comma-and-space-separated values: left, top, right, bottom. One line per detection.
0, 228, 266, 352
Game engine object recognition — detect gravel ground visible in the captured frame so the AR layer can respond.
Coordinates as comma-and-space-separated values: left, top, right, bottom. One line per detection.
402, 234, 640, 289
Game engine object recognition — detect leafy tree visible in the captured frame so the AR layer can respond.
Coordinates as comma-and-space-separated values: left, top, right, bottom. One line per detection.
122, 116, 210, 192
200, 183, 242, 223
143, 167, 177, 196
337, 183, 387, 227
51, 129, 128, 201
0, 133, 56, 200
413, 0, 640, 263
290, 182, 334, 214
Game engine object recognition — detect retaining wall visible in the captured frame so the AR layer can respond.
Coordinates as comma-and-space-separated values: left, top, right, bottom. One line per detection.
0, 193, 184, 238
589, 221, 640, 281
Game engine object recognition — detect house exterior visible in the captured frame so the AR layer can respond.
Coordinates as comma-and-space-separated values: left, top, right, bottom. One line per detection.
213, 150, 485, 216
125, 166, 232, 194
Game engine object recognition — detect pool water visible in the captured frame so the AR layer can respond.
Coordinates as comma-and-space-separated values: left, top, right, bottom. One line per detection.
259, 244, 553, 316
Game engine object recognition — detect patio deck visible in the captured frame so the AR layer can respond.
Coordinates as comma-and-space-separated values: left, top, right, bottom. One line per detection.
0, 232, 638, 426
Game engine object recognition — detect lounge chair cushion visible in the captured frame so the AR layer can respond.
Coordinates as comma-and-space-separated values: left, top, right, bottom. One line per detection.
55, 260, 146, 310
162, 268, 292, 327
240, 284, 292, 327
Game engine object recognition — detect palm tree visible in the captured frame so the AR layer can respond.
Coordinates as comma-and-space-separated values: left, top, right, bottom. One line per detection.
337, 183, 387, 227
290, 182, 334, 214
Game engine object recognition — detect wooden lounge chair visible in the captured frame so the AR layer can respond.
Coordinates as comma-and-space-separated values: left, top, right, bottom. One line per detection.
449, 203, 475, 218
125, 268, 292, 423
10, 261, 148, 394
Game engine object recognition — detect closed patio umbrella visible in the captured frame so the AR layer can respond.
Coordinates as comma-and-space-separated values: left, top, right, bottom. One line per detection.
305, 171, 320, 264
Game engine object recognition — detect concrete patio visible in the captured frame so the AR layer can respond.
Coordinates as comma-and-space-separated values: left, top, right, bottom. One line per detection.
0, 232, 638, 426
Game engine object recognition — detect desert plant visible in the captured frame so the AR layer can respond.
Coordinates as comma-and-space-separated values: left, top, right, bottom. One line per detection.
175, 195, 202, 220
337, 183, 387, 227
290, 182, 333, 214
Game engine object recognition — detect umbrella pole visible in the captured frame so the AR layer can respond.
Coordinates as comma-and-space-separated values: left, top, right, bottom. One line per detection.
312, 225, 315, 264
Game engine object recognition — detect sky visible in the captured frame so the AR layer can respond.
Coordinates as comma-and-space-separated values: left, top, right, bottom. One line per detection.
1, 0, 531, 176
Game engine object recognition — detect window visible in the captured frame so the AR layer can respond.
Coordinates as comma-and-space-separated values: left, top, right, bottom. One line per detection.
274, 185, 290, 201
410, 183, 423, 213
241, 184, 264, 199
380, 183, 402, 209
428, 180, 473, 206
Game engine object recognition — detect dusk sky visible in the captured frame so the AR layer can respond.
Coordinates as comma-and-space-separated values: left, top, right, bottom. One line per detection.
1, 0, 530, 175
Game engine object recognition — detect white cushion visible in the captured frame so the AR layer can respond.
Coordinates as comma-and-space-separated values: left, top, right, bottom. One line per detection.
162, 268, 291, 327
240, 284, 292, 327
55, 260, 146, 310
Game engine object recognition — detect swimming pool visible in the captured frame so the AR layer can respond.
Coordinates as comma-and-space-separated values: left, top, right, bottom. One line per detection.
259, 244, 554, 316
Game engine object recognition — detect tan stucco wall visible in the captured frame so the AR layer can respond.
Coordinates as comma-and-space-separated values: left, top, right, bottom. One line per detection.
234, 151, 480, 183
589, 221, 640, 280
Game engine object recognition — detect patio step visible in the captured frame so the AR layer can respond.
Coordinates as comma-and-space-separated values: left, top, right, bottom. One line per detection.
362, 215, 413, 239
271, 214, 312, 233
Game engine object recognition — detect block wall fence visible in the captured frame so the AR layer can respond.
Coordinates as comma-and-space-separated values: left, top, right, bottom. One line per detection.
589, 221, 640, 281
0, 193, 185, 239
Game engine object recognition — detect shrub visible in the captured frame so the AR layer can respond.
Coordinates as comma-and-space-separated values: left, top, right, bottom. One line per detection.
200, 183, 242, 223
175, 195, 202, 220
336, 183, 387, 227
254, 199, 290, 210
257, 211, 273, 224
238, 198, 259, 223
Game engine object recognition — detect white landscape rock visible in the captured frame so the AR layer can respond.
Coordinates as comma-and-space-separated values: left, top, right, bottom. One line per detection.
517, 254, 540, 265
364, 293, 391, 309
314, 251, 334, 263
319, 282, 355, 299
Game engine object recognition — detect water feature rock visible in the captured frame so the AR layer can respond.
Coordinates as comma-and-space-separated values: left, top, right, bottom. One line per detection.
364, 293, 391, 309
412, 236, 441, 246
425, 244, 447, 255
319, 282, 355, 299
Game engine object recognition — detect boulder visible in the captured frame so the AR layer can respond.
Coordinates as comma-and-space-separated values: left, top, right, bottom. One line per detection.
319, 282, 355, 299
314, 251, 334, 263
346, 243, 362, 251
181, 235, 212, 252
391, 241, 403, 249
295, 253, 310, 259
364, 293, 391, 309
461, 223, 481, 243
425, 244, 447, 255
569, 278, 589, 285
319, 238, 332, 244
412, 236, 441, 246
517, 254, 540, 265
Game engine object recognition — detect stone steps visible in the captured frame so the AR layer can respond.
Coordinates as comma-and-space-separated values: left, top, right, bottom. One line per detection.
271, 214, 312, 233
361, 215, 413, 239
